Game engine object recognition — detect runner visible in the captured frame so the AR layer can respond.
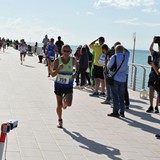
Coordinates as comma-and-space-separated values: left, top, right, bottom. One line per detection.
2, 38, 6, 53
50, 44, 78, 128
46, 38, 58, 77
0, 38, 2, 51
19, 39, 27, 65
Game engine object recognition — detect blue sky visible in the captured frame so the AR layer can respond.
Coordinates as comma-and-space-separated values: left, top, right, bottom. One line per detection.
0, 0, 159, 50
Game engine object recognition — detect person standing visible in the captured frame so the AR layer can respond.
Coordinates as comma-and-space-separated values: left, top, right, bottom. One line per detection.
34, 42, 38, 55
100, 44, 112, 104
107, 45, 130, 117
78, 46, 90, 87
89, 37, 105, 96
146, 37, 160, 113
74, 45, 82, 86
55, 36, 64, 56
42, 35, 49, 53
50, 44, 78, 128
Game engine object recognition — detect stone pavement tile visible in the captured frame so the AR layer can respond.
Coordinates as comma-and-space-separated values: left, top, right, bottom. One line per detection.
5, 151, 21, 160
22, 157, 44, 160
121, 151, 148, 160
41, 151, 66, 160
86, 157, 114, 160
64, 154, 87, 160
38, 142, 60, 151
55, 139, 77, 146
18, 136, 39, 149
20, 148, 42, 158
52, 133, 74, 141
59, 146, 81, 154
16, 127, 33, 136
35, 135, 55, 143
7, 142, 19, 152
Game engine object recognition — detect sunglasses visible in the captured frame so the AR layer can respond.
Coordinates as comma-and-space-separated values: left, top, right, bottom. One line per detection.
63, 50, 70, 53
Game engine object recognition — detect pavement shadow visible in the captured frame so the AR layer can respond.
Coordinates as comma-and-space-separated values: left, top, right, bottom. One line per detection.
63, 128, 122, 160
130, 98, 148, 104
129, 104, 144, 110
121, 117, 160, 135
126, 108, 160, 124
22, 64, 36, 68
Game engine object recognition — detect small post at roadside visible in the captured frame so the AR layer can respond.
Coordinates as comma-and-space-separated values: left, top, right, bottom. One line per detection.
130, 32, 136, 88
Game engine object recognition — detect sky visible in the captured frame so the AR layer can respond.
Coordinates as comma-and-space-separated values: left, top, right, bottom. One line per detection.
0, 0, 159, 50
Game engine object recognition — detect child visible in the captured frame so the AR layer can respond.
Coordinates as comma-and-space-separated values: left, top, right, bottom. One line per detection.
50, 44, 78, 128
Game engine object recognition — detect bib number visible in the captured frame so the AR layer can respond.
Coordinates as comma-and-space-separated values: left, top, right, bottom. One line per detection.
57, 74, 70, 84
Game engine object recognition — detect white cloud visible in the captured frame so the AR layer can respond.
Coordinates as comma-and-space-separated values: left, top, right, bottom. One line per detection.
95, 0, 155, 8
114, 18, 160, 26
142, 7, 160, 14
0, 18, 70, 42
114, 18, 139, 25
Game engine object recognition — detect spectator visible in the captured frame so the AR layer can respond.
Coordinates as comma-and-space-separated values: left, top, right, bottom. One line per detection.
55, 36, 64, 56
34, 42, 38, 55
75, 45, 82, 86
107, 45, 130, 117
89, 37, 105, 97
42, 35, 49, 53
78, 46, 91, 87
146, 37, 160, 113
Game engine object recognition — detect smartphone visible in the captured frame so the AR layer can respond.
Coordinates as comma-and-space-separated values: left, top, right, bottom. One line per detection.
148, 56, 152, 64
154, 36, 160, 43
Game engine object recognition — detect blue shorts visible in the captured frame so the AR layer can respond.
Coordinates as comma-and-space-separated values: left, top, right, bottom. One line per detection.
54, 87, 73, 96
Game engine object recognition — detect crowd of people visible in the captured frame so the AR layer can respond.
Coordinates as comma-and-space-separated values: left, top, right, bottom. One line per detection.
39, 35, 130, 128
2, 35, 160, 136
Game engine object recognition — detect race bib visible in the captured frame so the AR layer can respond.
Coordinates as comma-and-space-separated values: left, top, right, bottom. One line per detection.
57, 74, 70, 84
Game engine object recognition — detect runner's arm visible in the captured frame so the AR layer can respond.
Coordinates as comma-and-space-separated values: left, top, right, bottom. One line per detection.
50, 59, 63, 77
89, 38, 99, 47
150, 37, 155, 55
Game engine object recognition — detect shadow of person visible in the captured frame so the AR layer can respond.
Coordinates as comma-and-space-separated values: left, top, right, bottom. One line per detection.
126, 109, 160, 124
63, 128, 122, 160
121, 117, 160, 135
129, 98, 148, 104
128, 104, 144, 110
22, 64, 35, 68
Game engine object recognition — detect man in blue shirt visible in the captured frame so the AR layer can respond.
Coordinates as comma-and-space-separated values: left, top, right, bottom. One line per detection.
107, 45, 130, 117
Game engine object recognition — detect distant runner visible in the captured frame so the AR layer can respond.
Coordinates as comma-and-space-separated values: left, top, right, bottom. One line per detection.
50, 44, 78, 128
46, 38, 58, 77
19, 39, 27, 65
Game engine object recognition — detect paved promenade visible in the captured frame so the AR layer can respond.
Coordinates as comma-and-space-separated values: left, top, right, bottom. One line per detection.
0, 47, 160, 160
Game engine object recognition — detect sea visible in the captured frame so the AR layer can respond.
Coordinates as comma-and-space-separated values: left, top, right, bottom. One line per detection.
30, 42, 151, 91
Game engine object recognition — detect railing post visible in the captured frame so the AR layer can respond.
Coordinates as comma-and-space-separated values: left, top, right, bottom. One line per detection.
141, 66, 146, 89
132, 65, 137, 91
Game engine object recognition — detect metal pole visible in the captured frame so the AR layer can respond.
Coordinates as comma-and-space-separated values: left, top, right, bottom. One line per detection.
130, 32, 136, 87
0, 124, 8, 160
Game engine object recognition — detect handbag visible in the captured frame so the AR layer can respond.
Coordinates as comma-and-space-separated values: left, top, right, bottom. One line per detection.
106, 55, 125, 85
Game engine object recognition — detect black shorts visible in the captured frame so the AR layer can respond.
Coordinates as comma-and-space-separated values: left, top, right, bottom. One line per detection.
93, 65, 104, 79
148, 71, 158, 87
20, 52, 26, 55
54, 87, 73, 96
